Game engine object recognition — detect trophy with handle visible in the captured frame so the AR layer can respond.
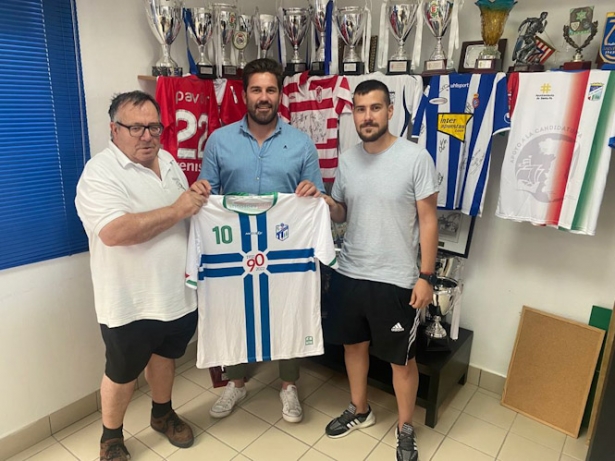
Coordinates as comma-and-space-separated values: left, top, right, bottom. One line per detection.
424, 277, 458, 349
184, 7, 215, 78
474, 0, 516, 72
282, 7, 310, 74
254, 11, 279, 59
212, 3, 238, 78
309, 0, 330, 74
384, 1, 420, 74
562, 7, 598, 71
144, 0, 184, 76
422, 0, 454, 74
234, 14, 253, 70
335, 6, 367, 75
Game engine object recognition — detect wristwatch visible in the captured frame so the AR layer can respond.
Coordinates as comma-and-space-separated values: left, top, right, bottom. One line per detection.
419, 272, 438, 286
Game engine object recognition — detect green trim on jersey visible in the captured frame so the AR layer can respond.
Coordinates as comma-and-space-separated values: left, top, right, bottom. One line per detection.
222, 192, 279, 215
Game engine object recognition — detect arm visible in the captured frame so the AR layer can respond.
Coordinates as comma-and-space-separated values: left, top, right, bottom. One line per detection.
99, 191, 206, 246
323, 195, 347, 223
410, 192, 439, 309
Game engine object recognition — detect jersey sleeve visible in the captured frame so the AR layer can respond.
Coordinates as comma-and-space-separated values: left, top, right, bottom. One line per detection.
493, 73, 511, 135
312, 199, 338, 268
301, 137, 326, 194
330, 157, 345, 203
411, 86, 429, 139
185, 215, 202, 289
409, 75, 424, 124
280, 75, 293, 123
156, 77, 177, 157
334, 76, 353, 116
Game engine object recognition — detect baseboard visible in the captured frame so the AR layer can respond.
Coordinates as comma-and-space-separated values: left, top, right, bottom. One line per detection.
468, 365, 506, 396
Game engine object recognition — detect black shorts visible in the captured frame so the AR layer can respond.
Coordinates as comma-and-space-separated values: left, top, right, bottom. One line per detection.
329, 272, 419, 366
100, 310, 198, 384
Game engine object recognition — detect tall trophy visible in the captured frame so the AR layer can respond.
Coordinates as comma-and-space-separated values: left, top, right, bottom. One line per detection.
385, 1, 420, 74
474, 0, 516, 72
282, 7, 310, 74
422, 0, 454, 74
335, 7, 367, 75
254, 12, 279, 59
424, 277, 459, 350
212, 3, 238, 78
510, 12, 548, 72
310, 0, 330, 74
563, 7, 598, 70
184, 7, 215, 78
144, 0, 184, 76
234, 14, 253, 70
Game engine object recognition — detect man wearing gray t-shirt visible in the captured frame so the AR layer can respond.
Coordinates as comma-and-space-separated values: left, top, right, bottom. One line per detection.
324, 80, 439, 461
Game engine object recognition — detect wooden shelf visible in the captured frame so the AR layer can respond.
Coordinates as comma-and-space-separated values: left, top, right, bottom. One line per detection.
137, 75, 157, 82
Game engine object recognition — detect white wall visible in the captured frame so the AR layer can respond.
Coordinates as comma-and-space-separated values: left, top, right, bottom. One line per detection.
1, 0, 613, 440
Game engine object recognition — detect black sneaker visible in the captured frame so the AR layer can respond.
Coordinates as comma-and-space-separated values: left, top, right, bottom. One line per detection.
396, 423, 418, 461
325, 403, 376, 438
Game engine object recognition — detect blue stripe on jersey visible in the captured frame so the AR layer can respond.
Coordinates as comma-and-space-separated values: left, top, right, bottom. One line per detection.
256, 213, 268, 251
446, 75, 468, 210
268, 249, 315, 260
259, 273, 271, 361
244, 275, 257, 362
401, 86, 410, 137
239, 214, 252, 253
201, 267, 245, 278
423, 83, 439, 165
269, 262, 316, 273
469, 148, 492, 216
201, 253, 244, 264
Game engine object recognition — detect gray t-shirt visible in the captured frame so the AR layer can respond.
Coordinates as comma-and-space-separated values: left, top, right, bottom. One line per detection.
331, 137, 438, 289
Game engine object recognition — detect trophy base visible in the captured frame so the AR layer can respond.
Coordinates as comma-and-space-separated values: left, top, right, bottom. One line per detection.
340, 61, 364, 76
387, 60, 411, 75
508, 63, 544, 73
473, 58, 502, 73
419, 324, 451, 352
222, 65, 240, 79
563, 60, 592, 70
152, 66, 182, 77
196, 64, 216, 79
310, 61, 326, 76
422, 59, 452, 76
285, 62, 308, 76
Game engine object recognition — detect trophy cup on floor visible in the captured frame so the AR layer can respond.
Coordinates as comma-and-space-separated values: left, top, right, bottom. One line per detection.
422, 0, 454, 74
185, 7, 215, 78
335, 6, 367, 75
283, 7, 310, 74
145, 0, 184, 76
474, 0, 516, 72
254, 11, 279, 59
385, 1, 420, 74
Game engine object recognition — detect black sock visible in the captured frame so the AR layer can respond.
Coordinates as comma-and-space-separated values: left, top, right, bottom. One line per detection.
101, 424, 123, 443
152, 400, 172, 418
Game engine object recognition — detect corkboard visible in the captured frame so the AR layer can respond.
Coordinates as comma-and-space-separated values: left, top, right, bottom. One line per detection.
501, 306, 605, 437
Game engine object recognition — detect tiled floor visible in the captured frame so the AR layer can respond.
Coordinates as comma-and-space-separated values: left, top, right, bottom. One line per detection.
8, 359, 589, 461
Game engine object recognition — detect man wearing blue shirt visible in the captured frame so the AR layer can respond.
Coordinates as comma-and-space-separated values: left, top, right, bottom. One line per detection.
190, 58, 324, 424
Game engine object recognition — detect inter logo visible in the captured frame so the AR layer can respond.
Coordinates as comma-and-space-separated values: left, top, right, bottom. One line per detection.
276, 223, 289, 241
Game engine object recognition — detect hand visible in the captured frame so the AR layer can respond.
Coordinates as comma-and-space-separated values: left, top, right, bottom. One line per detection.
172, 191, 207, 218
410, 278, 433, 310
295, 180, 321, 197
322, 194, 336, 209
190, 179, 212, 198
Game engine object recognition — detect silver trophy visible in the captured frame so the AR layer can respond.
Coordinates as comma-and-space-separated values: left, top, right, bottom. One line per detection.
254, 13, 279, 59
144, 0, 184, 76
335, 7, 367, 75
282, 7, 310, 74
185, 7, 215, 78
386, 1, 420, 74
212, 3, 238, 77
234, 14, 253, 69
422, 0, 453, 74
425, 277, 458, 341
310, 0, 329, 74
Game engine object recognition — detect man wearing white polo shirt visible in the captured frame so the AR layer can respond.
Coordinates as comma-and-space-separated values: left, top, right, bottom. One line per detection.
75, 91, 209, 461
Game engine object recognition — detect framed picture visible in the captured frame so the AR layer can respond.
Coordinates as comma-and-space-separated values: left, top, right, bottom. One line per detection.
437, 210, 476, 258
458, 39, 507, 73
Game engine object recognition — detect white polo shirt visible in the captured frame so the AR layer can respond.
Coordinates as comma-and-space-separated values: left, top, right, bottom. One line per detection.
75, 141, 196, 328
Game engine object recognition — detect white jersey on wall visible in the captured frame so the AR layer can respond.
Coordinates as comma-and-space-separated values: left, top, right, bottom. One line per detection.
497, 70, 615, 236
412, 73, 510, 216
338, 72, 424, 154
186, 193, 338, 368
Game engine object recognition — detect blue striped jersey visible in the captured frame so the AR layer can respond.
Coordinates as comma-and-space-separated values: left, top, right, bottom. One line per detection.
186, 193, 337, 368
412, 73, 510, 216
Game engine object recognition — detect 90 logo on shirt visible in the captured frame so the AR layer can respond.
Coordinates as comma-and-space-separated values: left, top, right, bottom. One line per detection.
244, 252, 267, 273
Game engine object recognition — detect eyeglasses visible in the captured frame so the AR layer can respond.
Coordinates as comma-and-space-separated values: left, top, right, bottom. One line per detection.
115, 121, 164, 138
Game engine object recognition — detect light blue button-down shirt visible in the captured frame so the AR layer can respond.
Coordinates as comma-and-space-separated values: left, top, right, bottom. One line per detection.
199, 116, 324, 194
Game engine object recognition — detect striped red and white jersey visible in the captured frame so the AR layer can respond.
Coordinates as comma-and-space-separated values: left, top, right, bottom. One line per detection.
497, 70, 615, 235
280, 72, 352, 182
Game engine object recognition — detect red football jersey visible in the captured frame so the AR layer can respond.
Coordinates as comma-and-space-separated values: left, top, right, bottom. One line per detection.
218, 79, 247, 126
156, 75, 221, 185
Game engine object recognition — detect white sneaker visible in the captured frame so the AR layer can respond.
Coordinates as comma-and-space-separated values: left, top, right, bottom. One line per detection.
209, 382, 247, 418
280, 385, 303, 423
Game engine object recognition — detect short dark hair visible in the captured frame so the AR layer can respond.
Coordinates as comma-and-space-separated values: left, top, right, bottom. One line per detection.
242, 58, 284, 92
353, 80, 391, 106
108, 91, 161, 122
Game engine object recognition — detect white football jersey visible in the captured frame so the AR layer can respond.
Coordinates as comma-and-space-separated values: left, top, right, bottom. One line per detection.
186, 193, 338, 368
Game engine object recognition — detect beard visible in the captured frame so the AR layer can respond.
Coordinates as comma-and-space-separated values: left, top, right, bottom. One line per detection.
247, 102, 278, 125
357, 123, 388, 143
